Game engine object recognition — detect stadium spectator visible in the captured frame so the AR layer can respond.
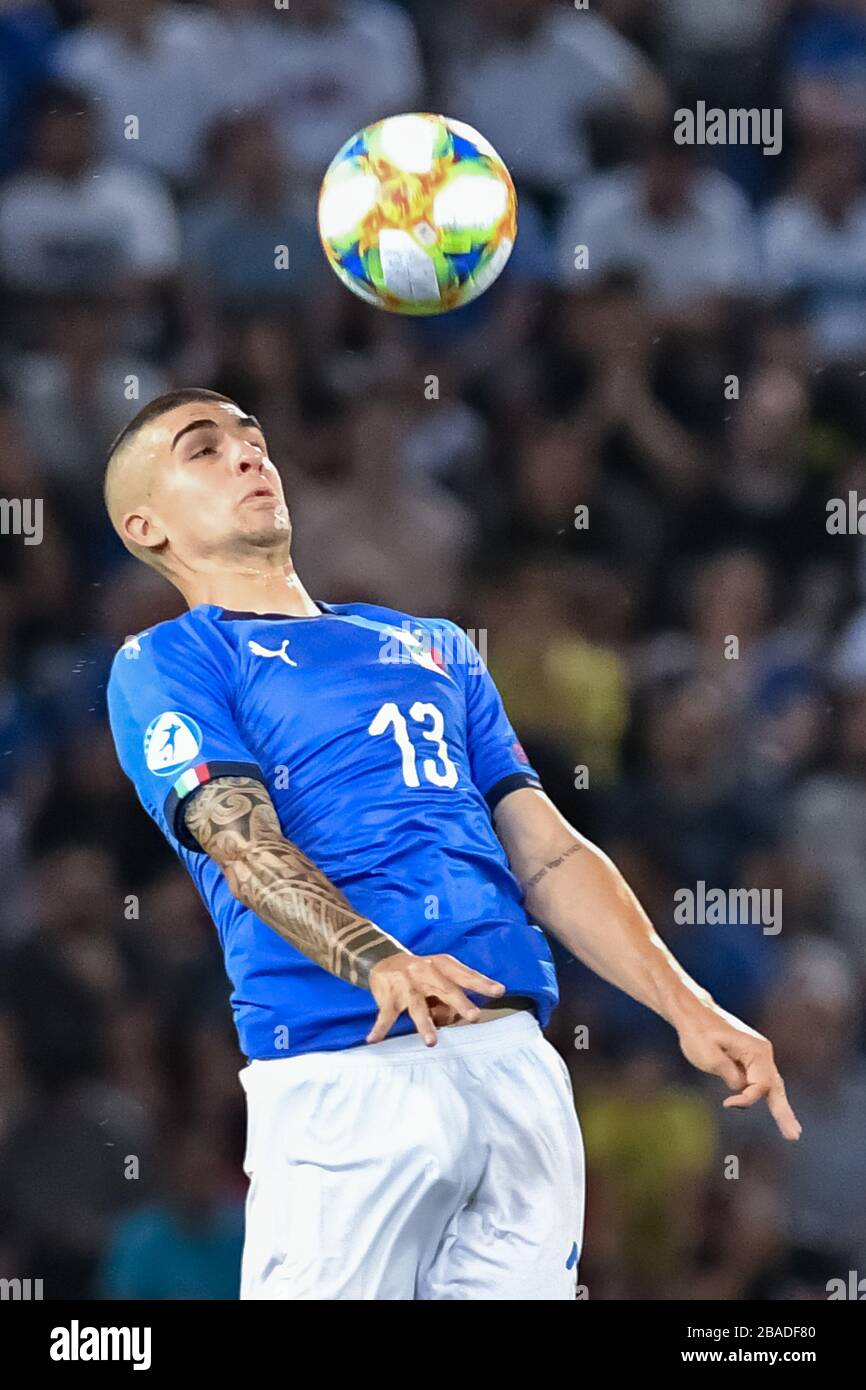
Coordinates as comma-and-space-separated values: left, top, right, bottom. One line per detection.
577, 1044, 716, 1295
483, 550, 631, 787
439, 0, 665, 206
183, 113, 330, 316
98, 1127, 244, 1299
787, 631, 866, 975
762, 129, 866, 360
656, 0, 780, 91
290, 395, 477, 613
725, 939, 866, 1263
784, 0, 866, 139
0, 82, 180, 317
52, 0, 244, 186
6, 298, 168, 502
0, 0, 862, 1302
555, 127, 761, 327
249, 0, 424, 199
0, 2, 58, 176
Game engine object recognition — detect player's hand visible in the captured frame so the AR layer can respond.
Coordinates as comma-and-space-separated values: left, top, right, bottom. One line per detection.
675, 1004, 802, 1141
366, 952, 506, 1046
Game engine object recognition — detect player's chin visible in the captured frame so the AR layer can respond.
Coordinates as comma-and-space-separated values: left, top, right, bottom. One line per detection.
237, 504, 291, 543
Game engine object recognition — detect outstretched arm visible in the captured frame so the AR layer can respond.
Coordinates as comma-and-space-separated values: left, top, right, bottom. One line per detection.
494, 786, 801, 1141
184, 776, 506, 1043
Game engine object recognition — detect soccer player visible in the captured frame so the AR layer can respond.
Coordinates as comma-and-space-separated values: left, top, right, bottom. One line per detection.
105, 389, 801, 1301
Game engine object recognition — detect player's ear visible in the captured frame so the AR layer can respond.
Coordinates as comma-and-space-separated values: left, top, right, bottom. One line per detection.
123, 510, 167, 552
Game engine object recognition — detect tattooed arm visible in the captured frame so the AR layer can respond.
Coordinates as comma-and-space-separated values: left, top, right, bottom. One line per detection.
185, 775, 401, 986
185, 776, 506, 1045
493, 787, 801, 1140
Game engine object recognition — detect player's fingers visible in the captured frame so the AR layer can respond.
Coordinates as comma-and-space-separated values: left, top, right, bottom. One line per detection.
720, 1041, 801, 1138
721, 1033, 772, 1075
766, 1078, 802, 1141
421, 970, 481, 1022
722, 1082, 767, 1110
365, 998, 400, 1045
711, 1051, 748, 1091
428, 1000, 460, 1027
405, 990, 438, 1047
722, 1038, 781, 1102
436, 956, 506, 996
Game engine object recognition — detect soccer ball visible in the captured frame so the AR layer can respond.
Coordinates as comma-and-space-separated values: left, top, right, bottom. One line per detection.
317, 113, 517, 315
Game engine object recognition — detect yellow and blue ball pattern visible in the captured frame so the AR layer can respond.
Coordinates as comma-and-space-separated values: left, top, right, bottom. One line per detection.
317, 113, 517, 315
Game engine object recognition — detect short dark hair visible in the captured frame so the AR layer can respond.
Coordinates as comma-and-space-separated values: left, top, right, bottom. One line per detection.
106, 388, 240, 466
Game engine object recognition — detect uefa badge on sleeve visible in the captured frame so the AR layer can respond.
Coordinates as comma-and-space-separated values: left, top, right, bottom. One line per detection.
143, 712, 203, 775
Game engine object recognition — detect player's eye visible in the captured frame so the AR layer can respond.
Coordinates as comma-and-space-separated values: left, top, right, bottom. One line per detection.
191, 444, 217, 459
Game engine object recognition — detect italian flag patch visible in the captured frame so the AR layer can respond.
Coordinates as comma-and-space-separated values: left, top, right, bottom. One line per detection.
172, 763, 211, 797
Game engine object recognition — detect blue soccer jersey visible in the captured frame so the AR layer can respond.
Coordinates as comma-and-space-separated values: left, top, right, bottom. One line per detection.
107, 601, 559, 1059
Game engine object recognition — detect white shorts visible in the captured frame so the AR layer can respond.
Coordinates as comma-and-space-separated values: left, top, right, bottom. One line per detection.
238, 1010, 585, 1300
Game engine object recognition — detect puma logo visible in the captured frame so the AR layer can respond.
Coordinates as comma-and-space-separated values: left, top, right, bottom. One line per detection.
248, 638, 298, 667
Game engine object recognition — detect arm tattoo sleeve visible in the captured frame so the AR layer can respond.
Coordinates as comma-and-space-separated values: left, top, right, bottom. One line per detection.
184, 776, 405, 988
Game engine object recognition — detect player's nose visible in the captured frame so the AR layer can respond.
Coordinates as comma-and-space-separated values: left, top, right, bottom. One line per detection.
235, 453, 267, 476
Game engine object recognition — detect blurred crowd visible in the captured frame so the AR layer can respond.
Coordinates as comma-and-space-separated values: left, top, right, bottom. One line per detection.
0, 0, 865, 1300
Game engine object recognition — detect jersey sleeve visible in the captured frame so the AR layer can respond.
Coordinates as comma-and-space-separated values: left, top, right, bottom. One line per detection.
106, 621, 267, 853
440, 621, 543, 811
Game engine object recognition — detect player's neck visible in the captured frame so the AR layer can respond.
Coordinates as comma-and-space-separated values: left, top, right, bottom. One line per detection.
182, 566, 321, 618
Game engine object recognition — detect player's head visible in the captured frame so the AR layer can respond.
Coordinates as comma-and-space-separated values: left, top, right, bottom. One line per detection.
104, 389, 290, 590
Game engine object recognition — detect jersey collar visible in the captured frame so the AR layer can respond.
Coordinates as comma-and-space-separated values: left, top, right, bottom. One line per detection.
215, 601, 336, 621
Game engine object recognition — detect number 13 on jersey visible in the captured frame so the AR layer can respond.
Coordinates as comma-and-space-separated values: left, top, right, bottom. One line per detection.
368, 701, 459, 788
